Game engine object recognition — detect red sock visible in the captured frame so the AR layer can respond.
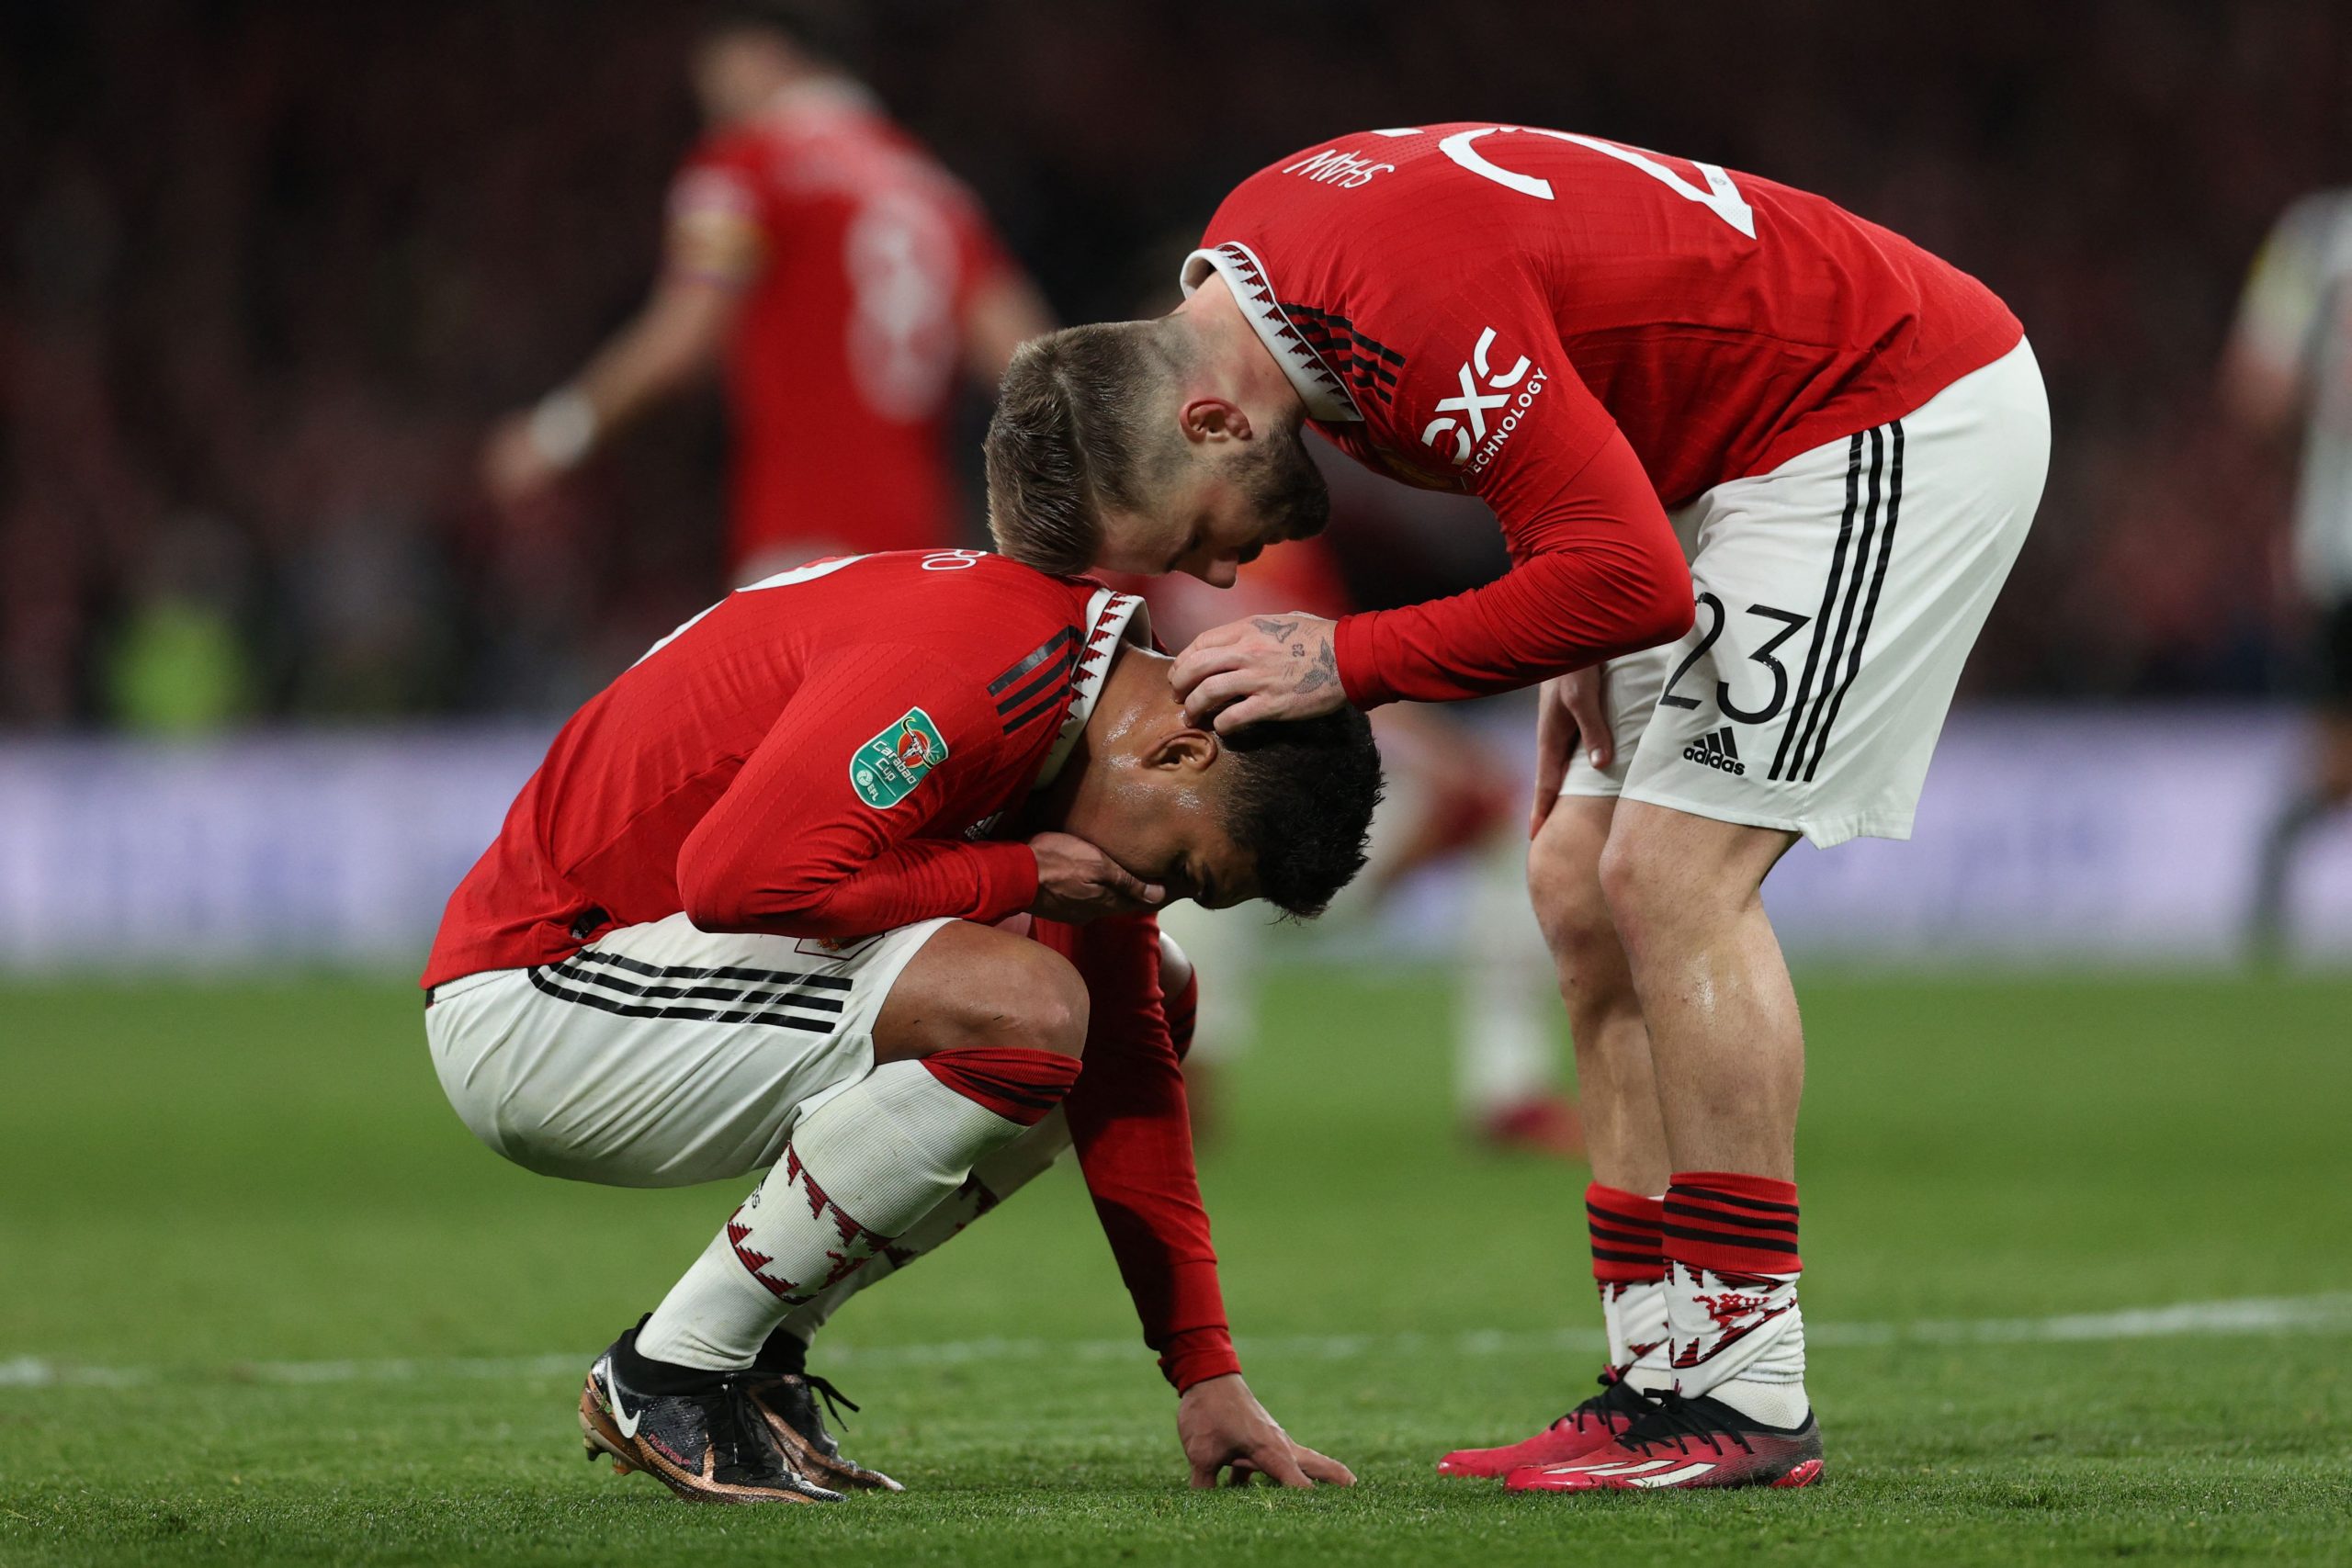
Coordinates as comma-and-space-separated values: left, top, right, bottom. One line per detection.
1586, 1183, 1666, 1285
921, 1047, 1080, 1126
1164, 970, 1200, 1062
1661, 1170, 1802, 1276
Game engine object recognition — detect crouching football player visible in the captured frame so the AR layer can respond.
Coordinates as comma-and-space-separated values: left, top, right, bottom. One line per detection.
420, 549, 1381, 1504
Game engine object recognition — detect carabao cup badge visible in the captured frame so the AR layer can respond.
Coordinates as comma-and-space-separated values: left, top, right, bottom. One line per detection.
851, 707, 950, 808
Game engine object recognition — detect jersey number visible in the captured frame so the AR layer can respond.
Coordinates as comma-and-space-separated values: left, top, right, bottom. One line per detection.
1658, 593, 1810, 722
1386, 125, 1757, 238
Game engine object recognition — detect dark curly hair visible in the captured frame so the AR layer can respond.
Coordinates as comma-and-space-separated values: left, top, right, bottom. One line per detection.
1218, 707, 1384, 919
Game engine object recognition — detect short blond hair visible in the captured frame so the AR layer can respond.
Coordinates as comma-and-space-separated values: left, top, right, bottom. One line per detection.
984, 320, 1189, 575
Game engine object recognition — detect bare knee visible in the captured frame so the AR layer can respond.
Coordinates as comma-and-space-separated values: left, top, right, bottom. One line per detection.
1156, 931, 1194, 1002
1599, 806, 1791, 957
875, 923, 1091, 1064
1529, 804, 1628, 983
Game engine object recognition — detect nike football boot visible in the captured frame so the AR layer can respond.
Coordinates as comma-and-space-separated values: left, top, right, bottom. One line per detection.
751, 1372, 903, 1493
1504, 1388, 1823, 1492
1437, 1367, 1657, 1476
578, 1330, 842, 1505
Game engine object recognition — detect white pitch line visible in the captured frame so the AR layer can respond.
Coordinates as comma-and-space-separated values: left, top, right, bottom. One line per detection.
4, 1292, 2348, 1393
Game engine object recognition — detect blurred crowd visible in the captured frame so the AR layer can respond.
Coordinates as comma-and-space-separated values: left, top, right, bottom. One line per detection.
3, 0, 2346, 730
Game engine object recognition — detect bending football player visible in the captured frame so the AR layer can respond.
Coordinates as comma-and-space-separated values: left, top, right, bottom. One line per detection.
421, 549, 1380, 1504
986, 123, 2049, 1491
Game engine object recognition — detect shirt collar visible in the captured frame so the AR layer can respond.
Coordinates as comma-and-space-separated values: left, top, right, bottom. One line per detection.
1181, 242, 1363, 423
1033, 587, 1153, 790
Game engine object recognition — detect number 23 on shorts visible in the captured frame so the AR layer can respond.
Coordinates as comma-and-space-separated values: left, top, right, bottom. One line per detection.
1658, 592, 1811, 724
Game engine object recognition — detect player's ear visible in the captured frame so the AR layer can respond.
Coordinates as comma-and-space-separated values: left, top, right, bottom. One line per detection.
1179, 396, 1252, 445
1145, 727, 1220, 773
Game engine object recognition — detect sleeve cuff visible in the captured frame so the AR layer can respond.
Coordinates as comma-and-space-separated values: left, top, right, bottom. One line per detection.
1332, 612, 1393, 709
1159, 1325, 1242, 1392
972, 839, 1041, 920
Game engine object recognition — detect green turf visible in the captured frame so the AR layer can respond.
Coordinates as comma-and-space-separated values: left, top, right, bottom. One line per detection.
4, 968, 2349, 1565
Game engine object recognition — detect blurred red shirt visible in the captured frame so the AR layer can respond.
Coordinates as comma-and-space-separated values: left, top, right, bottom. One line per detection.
671, 85, 1018, 572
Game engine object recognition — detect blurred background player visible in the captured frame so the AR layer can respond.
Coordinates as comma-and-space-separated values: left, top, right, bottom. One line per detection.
2225, 188, 2352, 959
480, 0, 1052, 582
1109, 473, 1580, 1157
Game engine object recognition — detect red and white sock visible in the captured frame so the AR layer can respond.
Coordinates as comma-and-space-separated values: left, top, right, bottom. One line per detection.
1586, 1183, 1670, 1387
777, 1107, 1074, 1346
639, 1050, 1079, 1371
1660, 1170, 1808, 1419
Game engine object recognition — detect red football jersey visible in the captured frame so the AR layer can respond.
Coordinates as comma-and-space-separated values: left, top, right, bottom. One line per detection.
423, 553, 1238, 1387
423, 551, 1144, 989
1186, 124, 2024, 705
671, 85, 1017, 570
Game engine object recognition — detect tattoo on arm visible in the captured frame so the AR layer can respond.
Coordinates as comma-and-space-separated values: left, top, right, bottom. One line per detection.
1295, 638, 1340, 695
1251, 617, 1300, 642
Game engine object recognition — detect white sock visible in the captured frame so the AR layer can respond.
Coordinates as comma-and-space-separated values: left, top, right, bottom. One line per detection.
1602, 1279, 1674, 1393
778, 1109, 1073, 1345
638, 1061, 1036, 1371
1664, 1260, 1808, 1416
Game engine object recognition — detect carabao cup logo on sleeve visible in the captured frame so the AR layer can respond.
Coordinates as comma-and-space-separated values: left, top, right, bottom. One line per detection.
1421, 327, 1548, 471
851, 707, 951, 808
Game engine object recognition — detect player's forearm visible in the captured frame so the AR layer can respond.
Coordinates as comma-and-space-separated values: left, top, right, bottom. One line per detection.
1076, 1166, 1240, 1390
535, 282, 735, 468
1334, 543, 1694, 705
575, 295, 726, 434
676, 836, 1038, 941
1058, 942, 1238, 1389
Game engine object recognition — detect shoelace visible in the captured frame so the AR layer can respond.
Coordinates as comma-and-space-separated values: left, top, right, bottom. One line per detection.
799, 1372, 861, 1433
711, 1374, 773, 1473
1617, 1391, 1755, 1459
1553, 1369, 1643, 1433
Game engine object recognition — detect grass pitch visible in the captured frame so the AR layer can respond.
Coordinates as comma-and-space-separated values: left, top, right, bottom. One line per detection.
3, 966, 2349, 1565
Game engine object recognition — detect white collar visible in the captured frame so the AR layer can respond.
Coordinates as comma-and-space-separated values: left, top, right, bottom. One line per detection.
1033, 588, 1153, 790
1181, 243, 1363, 423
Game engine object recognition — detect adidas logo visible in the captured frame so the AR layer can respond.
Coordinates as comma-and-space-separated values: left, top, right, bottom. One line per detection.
1682, 726, 1746, 775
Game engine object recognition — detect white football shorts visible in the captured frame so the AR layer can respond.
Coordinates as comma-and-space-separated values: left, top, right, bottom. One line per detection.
1559, 339, 2050, 846
424, 912, 956, 1189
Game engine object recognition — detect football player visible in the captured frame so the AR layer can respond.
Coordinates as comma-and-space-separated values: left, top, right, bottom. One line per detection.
422, 548, 1379, 1503
985, 124, 2049, 1490
2225, 189, 2352, 958
481, 0, 1052, 581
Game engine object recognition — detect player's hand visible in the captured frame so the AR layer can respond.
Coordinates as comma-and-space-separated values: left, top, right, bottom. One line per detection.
481, 412, 565, 511
1026, 832, 1166, 923
1177, 1373, 1356, 1490
1531, 665, 1612, 836
1171, 615, 1346, 734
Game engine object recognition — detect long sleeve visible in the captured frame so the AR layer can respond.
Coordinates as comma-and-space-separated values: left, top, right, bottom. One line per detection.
1044, 913, 1240, 1391
1334, 427, 1694, 705
675, 646, 1040, 941
1329, 292, 1693, 706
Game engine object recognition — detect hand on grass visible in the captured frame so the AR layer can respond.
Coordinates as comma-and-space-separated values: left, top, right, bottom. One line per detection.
1177, 1373, 1356, 1489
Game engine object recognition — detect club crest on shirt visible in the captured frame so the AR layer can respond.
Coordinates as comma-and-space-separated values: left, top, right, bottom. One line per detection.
851, 707, 949, 808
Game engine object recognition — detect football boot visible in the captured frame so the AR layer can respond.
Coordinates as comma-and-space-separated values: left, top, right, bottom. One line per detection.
751, 1371, 903, 1493
1505, 1388, 1823, 1492
1437, 1367, 1657, 1476
578, 1329, 842, 1505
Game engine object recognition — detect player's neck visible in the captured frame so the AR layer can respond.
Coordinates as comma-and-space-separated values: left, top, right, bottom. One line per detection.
1177, 276, 1305, 419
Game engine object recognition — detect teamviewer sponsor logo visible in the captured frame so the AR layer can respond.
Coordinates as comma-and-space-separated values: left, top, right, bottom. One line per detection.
1683, 726, 1746, 775
1421, 328, 1547, 470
